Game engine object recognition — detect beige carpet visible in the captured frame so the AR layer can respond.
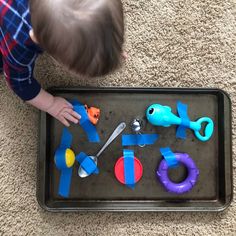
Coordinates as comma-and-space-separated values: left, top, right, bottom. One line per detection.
0, 0, 236, 235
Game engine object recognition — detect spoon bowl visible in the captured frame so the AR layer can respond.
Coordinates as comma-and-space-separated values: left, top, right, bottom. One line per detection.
78, 156, 97, 178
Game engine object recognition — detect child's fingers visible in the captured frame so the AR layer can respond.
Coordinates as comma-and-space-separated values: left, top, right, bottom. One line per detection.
63, 112, 79, 124
71, 110, 81, 120
63, 108, 81, 119
58, 116, 70, 127
66, 101, 73, 108
59, 117, 70, 127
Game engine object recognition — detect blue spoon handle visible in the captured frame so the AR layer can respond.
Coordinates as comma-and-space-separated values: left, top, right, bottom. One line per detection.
190, 117, 214, 142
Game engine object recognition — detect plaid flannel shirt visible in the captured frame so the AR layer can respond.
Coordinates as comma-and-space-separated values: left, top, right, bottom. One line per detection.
0, 0, 42, 100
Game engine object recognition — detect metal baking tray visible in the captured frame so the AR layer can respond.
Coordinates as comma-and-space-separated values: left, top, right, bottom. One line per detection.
37, 88, 232, 211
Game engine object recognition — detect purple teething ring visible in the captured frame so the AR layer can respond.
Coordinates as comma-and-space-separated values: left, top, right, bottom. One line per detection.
156, 153, 199, 194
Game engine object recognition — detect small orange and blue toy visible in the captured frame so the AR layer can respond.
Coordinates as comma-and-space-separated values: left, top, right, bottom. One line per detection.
72, 100, 100, 143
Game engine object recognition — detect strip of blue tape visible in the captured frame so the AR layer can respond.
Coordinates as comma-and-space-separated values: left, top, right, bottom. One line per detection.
123, 149, 135, 189
76, 152, 99, 175
55, 148, 67, 169
122, 134, 158, 146
72, 100, 100, 143
59, 168, 73, 197
160, 147, 179, 168
55, 128, 74, 197
76, 152, 88, 163
60, 127, 73, 149
176, 101, 190, 139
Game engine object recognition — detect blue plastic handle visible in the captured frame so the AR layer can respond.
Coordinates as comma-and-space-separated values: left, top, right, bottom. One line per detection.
194, 117, 214, 142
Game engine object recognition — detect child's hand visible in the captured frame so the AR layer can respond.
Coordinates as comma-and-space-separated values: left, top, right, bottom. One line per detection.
27, 89, 81, 127
46, 97, 81, 127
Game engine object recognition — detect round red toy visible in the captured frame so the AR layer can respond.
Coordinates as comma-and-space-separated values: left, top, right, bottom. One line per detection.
114, 156, 143, 185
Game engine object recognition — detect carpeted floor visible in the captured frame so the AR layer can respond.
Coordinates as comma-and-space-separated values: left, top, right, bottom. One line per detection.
0, 0, 236, 235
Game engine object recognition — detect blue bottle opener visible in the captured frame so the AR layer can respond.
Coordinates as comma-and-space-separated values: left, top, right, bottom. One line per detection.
146, 101, 214, 142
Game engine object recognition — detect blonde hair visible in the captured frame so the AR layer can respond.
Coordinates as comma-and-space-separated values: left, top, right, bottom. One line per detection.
29, 0, 124, 77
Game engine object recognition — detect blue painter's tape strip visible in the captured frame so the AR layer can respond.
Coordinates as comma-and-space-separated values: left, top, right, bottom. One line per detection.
71, 99, 82, 106
76, 152, 99, 175
60, 128, 73, 149
176, 101, 190, 139
55, 128, 74, 197
123, 149, 135, 189
72, 100, 100, 143
58, 168, 73, 197
122, 134, 158, 146
55, 148, 67, 169
160, 147, 179, 168
81, 157, 99, 175
76, 152, 88, 163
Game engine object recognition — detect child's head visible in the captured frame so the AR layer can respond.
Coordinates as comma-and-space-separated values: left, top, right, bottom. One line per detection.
29, 0, 124, 77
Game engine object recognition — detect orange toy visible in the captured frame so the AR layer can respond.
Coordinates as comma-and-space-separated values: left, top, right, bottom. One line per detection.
85, 105, 100, 125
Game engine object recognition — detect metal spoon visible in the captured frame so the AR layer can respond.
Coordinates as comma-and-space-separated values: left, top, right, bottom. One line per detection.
78, 122, 126, 178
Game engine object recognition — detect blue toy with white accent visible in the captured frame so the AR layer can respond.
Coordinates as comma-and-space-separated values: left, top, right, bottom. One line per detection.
146, 101, 214, 142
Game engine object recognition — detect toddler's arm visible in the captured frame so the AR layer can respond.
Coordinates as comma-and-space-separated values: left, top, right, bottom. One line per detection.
1, 54, 80, 126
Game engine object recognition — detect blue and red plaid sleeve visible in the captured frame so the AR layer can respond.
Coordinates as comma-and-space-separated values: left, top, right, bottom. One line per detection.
0, 0, 42, 101
1, 53, 41, 100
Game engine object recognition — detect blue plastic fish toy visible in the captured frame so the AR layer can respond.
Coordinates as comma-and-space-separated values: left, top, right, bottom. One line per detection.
146, 101, 214, 142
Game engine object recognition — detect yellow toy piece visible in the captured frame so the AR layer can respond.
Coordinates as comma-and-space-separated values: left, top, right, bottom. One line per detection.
65, 148, 75, 168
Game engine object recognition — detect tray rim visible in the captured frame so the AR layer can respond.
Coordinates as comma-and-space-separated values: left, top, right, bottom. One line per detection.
37, 87, 233, 212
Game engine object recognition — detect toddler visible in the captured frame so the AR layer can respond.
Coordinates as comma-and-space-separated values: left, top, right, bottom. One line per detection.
0, 0, 124, 126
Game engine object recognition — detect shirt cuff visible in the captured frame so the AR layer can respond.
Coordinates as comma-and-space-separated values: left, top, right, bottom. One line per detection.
14, 78, 41, 101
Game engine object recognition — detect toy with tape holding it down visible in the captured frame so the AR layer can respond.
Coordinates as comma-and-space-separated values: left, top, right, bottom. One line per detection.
54, 128, 76, 198
72, 100, 100, 142
146, 101, 214, 142
115, 150, 143, 189
156, 147, 199, 194
54, 128, 101, 198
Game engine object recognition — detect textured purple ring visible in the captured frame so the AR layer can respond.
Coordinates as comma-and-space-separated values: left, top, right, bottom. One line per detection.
156, 153, 199, 194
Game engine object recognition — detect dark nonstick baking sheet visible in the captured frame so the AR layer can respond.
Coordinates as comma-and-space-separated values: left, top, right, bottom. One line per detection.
37, 88, 232, 211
